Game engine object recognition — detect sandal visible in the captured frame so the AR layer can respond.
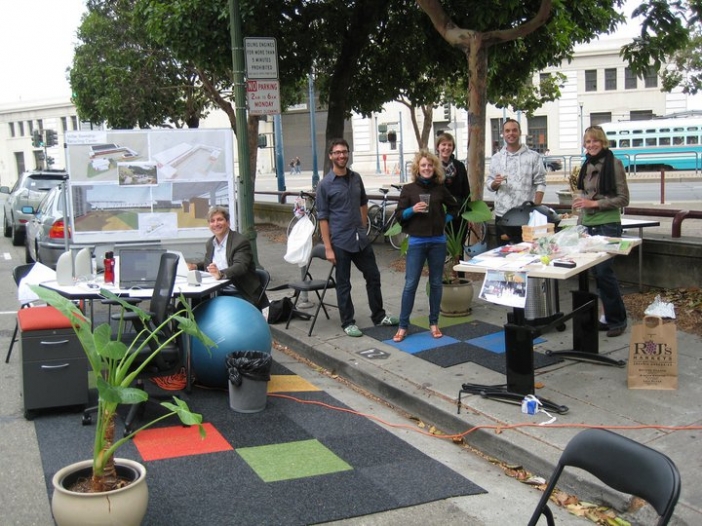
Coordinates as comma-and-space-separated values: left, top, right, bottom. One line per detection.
392, 329, 407, 342
430, 325, 443, 339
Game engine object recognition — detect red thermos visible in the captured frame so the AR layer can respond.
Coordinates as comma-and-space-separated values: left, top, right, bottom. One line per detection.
104, 251, 115, 284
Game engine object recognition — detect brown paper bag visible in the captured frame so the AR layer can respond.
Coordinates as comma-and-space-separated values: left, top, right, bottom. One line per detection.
627, 316, 678, 390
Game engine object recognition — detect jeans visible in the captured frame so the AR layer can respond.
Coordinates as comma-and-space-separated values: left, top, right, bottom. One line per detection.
586, 222, 627, 328
399, 241, 446, 328
333, 244, 386, 328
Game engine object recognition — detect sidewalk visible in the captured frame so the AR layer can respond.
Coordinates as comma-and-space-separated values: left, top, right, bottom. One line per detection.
260, 230, 701, 525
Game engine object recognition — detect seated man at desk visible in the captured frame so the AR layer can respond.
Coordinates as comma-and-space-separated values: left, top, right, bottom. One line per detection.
187, 206, 268, 310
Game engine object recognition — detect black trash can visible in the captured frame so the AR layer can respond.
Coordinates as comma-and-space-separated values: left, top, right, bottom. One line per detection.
225, 351, 272, 413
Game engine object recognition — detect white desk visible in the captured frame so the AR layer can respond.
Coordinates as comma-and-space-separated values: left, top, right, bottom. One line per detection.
454, 241, 640, 408
39, 275, 230, 301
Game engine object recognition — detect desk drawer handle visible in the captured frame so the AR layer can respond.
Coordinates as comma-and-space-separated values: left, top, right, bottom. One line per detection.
40, 340, 71, 345
41, 363, 70, 370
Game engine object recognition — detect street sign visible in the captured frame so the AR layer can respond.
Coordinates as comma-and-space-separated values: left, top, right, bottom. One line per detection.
246, 80, 281, 115
244, 37, 278, 79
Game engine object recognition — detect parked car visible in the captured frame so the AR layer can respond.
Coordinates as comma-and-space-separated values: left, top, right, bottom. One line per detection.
24, 184, 72, 268
1, 169, 67, 246
543, 156, 563, 171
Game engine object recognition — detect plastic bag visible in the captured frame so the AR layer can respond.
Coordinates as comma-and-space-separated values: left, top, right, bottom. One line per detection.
644, 295, 676, 319
284, 215, 314, 267
226, 351, 272, 386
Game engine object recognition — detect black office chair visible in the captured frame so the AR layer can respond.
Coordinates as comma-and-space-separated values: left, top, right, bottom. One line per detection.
6, 263, 36, 363
285, 244, 337, 336
528, 428, 681, 526
84, 253, 183, 434
255, 268, 271, 309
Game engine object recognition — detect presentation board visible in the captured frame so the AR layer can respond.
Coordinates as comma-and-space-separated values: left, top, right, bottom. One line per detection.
64, 128, 236, 245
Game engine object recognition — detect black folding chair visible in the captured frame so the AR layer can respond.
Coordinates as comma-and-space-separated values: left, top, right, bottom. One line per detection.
528, 428, 681, 526
254, 268, 271, 309
285, 244, 337, 336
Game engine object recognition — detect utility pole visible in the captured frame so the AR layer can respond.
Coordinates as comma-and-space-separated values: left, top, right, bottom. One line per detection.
228, 0, 258, 265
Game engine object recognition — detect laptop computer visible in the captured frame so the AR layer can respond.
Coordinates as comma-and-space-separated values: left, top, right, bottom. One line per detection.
117, 248, 167, 289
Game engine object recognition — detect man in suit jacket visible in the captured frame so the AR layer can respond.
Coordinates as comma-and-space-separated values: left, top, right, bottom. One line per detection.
188, 206, 267, 309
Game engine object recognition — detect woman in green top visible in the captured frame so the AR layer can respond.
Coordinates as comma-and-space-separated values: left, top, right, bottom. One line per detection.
572, 125, 630, 337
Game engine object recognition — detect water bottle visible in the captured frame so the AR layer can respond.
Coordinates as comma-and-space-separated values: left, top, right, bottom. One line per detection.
104, 251, 115, 284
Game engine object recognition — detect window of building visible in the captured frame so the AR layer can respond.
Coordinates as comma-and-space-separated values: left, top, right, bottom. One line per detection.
630, 110, 654, 121
589, 112, 611, 127
527, 115, 547, 153
18, 121, 25, 136
9, 122, 15, 138
27, 121, 34, 134
490, 118, 503, 154
605, 68, 617, 90
585, 69, 597, 92
14, 152, 25, 176
624, 67, 637, 89
37, 119, 43, 133
644, 67, 658, 88
71, 116, 78, 130
61, 117, 68, 132
539, 73, 549, 84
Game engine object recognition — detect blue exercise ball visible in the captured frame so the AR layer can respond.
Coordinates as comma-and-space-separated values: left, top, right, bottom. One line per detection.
190, 296, 272, 387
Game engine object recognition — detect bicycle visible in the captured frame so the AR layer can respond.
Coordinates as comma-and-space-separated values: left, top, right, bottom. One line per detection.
366, 184, 407, 249
287, 190, 319, 239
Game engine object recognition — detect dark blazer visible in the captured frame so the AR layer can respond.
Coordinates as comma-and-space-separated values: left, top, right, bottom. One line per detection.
198, 230, 264, 307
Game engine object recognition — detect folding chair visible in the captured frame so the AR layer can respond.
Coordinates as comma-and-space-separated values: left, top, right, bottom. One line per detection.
528, 428, 681, 526
285, 244, 336, 336
254, 268, 271, 309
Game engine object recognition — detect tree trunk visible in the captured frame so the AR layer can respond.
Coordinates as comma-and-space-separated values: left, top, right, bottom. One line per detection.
466, 41, 488, 201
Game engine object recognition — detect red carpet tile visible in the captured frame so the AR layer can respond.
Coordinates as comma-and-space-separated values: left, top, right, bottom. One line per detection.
133, 422, 232, 461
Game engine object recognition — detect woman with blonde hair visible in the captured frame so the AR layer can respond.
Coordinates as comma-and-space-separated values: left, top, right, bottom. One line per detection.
572, 126, 630, 337
392, 150, 459, 342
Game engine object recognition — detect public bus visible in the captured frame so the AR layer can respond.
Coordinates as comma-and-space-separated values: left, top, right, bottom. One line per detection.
600, 117, 702, 171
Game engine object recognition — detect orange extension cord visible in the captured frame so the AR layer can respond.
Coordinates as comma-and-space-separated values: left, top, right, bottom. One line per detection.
268, 393, 702, 440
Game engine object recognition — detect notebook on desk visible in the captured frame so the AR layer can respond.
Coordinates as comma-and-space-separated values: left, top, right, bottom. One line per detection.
117, 248, 167, 289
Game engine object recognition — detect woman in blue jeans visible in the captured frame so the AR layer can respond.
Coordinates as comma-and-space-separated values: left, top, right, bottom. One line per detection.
393, 150, 459, 342
572, 126, 630, 337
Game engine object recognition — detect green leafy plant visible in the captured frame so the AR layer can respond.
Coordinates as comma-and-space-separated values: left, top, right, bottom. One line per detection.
443, 199, 492, 283
385, 198, 492, 283
30, 285, 215, 493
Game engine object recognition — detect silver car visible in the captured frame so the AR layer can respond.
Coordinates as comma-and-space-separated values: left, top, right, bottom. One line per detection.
24, 184, 73, 268
1, 170, 67, 246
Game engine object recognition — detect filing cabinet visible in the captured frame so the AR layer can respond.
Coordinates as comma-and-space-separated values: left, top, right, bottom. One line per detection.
18, 307, 88, 418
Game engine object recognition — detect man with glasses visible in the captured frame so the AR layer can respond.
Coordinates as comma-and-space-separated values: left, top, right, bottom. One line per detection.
316, 138, 399, 337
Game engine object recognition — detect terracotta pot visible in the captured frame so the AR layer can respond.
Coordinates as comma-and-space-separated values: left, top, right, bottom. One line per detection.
51, 458, 148, 526
440, 279, 474, 317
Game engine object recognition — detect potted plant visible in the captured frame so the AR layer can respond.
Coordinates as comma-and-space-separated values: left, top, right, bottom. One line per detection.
29, 285, 215, 526
440, 199, 492, 315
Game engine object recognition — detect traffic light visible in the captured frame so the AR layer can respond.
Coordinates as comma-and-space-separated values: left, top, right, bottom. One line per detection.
44, 129, 58, 147
443, 103, 451, 121
378, 123, 388, 143
32, 130, 42, 148
387, 130, 397, 150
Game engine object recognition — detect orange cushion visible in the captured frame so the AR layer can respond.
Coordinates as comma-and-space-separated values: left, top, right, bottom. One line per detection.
18, 306, 74, 332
